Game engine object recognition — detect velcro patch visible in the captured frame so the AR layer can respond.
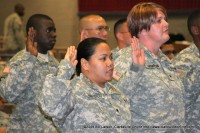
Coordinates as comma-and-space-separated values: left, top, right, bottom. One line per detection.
112, 69, 122, 81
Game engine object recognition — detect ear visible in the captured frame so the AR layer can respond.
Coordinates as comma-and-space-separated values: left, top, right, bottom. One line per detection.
140, 29, 148, 36
191, 26, 199, 35
80, 30, 88, 41
80, 58, 89, 71
116, 32, 123, 41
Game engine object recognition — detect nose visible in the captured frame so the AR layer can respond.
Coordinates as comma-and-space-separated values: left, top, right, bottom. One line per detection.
52, 32, 57, 38
107, 58, 114, 67
163, 19, 169, 27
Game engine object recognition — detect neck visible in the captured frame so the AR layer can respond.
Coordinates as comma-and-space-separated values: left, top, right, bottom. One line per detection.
193, 37, 200, 51
83, 72, 106, 88
140, 40, 160, 56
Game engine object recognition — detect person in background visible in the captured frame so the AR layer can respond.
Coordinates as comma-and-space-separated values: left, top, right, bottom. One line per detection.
3, 3, 26, 53
112, 18, 132, 60
160, 40, 176, 60
0, 14, 60, 132
172, 9, 200, 72
172, 9, 200, 133
79, 14, 110, 41
39, 37, 131, 133
109, 2, 185, 132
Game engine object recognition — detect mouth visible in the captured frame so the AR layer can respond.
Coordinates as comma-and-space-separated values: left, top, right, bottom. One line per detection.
50, 39, 56, 44
107, 68, 114, 75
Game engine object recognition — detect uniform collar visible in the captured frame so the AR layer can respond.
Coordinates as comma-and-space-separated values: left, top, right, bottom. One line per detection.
79, 73, 121, 95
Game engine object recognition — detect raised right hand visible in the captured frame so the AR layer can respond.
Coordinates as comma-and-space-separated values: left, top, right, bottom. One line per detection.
26, 27, 38, 56
131, 36, 145, 66
64, 46, 78, 67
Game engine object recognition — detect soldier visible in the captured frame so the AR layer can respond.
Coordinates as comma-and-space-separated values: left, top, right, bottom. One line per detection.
3, 3, 26, 53
109, 2, 185, 132
173, 9, 200, 133
0, 14, 61, 132
39, 37, 131, 133
112, 18, 132, 61
172, 9, 200, 73
79, 14, 110, 41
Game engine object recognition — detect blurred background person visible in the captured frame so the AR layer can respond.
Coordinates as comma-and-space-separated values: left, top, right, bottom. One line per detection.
112, 18, 132, 60
160, 40, 177, 60
3, 3, 26, 53
79, 14, 109, 41
172, 9, 200, 72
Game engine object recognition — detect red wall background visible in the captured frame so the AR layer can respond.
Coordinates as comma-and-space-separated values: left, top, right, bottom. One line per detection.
79, 0, 200, 13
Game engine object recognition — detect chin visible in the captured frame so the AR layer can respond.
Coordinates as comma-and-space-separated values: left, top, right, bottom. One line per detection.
106, 76, 113, 81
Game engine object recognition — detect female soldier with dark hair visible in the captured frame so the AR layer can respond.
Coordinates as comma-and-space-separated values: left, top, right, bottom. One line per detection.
39, 37, 131, 133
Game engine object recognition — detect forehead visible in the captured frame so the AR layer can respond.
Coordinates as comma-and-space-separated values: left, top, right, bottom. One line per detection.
156, 10, 166, 18
93, 43, 110, 54
39, 19, 55, 29
88, 18, 107, 28
121, 22, 128, 29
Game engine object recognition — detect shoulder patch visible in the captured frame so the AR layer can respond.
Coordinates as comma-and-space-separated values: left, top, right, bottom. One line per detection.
112, 69, 122, 81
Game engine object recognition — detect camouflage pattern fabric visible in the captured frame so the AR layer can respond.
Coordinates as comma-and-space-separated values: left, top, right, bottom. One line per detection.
39, 60, 131, 133
172, 43, 200, 133
0, 49, 62, 133
172, 43, 200, 73
3, 13, 25, 51
110, 45, 186, 133
182, 63, 200, 133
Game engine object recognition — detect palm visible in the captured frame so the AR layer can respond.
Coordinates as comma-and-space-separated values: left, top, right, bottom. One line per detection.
26, 27, 38, 56
64, 46, 78, 67
131, 37, 145, 66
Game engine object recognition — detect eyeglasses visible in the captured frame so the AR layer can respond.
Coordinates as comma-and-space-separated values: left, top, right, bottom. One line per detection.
163, 50, 177, 55
86, 26, 110, 32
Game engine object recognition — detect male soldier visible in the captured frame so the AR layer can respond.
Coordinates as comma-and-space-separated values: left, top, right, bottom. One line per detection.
160, 40, 176, 60
173, 9, 200, 133
112, 18, 132, 60
3, 3, 26, 53
79, 14, 110, 41
0, 14, 63, 132
172, 10, 200, 72
109, 2, 185, 132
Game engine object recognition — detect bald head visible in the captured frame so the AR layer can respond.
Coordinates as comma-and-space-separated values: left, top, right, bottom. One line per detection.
80, 15, 105, 30
79, 14, 109, 41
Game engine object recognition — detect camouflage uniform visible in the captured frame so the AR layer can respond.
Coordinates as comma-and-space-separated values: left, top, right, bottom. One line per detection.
39, 60, 131, 133
172, 43, 200, 132
111, 47, 119, 61
182, 63, 200, 133
3, 13, 25, 52
110, 45, 185, 133
112, 47, 131, 62
172, 43, 200, 72
0, 49, 60, 133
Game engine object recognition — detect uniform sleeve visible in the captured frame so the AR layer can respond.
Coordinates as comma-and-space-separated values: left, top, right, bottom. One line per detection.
116, 63, 144, 96
0, 52, 37, 103
182, 64, 200, 112
13, 17, 25, 49
39, 59, 76, 120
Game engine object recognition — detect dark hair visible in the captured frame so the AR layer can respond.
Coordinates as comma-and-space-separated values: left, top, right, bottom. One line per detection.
187, 9, 200, 35
26, 14, 53, 35
14, 3, 24, 11
76, 37, 107, 75
114, 18, 127, 38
